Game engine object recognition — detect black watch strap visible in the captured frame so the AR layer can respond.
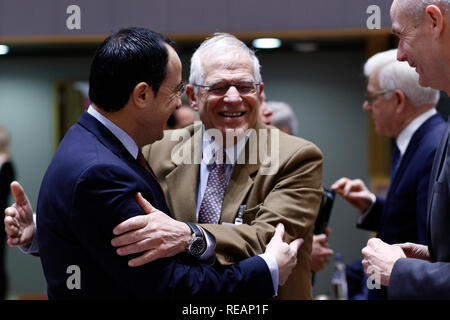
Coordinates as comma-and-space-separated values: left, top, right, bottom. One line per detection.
186, 222, 203, 238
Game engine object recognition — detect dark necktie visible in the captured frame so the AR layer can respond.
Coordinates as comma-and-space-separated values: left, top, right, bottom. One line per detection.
198, 152, 228, 224
390, 144, 401, 180
137, 150, 166, 199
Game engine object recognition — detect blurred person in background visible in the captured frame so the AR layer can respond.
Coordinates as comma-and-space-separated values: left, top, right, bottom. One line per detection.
267, 101, 298, 136
166, 104, 195, 129
0, 128, 15, 299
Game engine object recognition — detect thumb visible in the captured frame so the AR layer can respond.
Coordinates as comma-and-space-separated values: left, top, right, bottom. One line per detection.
10, 181, 28, 205
289, 238, 304, 253
135, 192, 156, 214
273, 223, 285, 240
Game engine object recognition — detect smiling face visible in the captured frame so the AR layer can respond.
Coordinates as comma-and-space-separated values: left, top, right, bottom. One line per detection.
391, 0, 440, 89
190, 50, 263, 138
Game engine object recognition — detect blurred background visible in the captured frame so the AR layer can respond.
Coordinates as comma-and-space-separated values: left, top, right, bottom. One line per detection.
1, 0, 449, 299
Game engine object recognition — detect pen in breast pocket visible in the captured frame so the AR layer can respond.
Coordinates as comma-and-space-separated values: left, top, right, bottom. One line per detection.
234, 205, 246, 225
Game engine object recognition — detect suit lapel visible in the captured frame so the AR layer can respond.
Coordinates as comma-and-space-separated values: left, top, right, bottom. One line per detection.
427, 121, 450, 240
166, 123, 202, 222
77, 111, 171, 214
390, 115, 443, 194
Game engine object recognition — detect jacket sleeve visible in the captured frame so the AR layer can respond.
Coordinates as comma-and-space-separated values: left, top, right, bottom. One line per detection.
356, 197, 384, 232
389, 257, 450, 299
71, 163, 274, 299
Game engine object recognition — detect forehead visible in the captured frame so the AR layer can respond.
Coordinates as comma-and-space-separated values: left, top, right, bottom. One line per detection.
201, 50, 255, 82
367, 71, 380, 90
390, 0, 413, 34
165, 44, 182, 80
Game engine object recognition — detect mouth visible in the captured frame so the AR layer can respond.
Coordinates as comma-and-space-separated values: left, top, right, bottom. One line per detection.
218, 112, 246, 118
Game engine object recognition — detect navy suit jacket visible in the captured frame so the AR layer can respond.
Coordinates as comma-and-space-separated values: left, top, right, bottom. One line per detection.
358, 114, 446, 244
37, 112, 273, 300
390, 119, 450, 300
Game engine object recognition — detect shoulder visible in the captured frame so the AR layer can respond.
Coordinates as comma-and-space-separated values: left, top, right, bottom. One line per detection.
261, 124, 323, 162
143, 124, 197, 156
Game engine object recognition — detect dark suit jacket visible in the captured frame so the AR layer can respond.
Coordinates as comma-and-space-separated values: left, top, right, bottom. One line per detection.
358, 114, 446, 245
36, 112, 273, 300
389, 120, 450, 300
358, 113, 446, 300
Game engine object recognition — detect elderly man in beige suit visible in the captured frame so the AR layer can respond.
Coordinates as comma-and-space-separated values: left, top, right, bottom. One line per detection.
134, 33, 323, 299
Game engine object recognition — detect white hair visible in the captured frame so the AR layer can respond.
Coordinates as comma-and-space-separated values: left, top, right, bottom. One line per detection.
395, 0, 450, 25
364, 49, 440, 107
189, 33, 262, 87
267, 101, 299, 136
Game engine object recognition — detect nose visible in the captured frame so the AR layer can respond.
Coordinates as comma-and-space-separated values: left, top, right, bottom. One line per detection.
362, 100, 371, 112
223, 86, 242, 103
262, 104, 273, 117
175, 96, 182, 109
397, 43, 407, 62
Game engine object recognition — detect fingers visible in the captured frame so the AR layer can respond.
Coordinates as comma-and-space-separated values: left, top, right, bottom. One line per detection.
4, 206, 17, 218
10, 181, 29, 205
112, 215, 147, 236
4, 216, 20, 245
128, 250, 159, 267
342, 179, 364, 196
115, 237, 159, 256
331, 177, 348, 189
135, 192, 156, 214
314, 234, 327, 243
325, 227, 332, 237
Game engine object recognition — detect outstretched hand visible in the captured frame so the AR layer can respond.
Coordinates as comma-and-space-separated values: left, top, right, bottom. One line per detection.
4, 181, 35, 247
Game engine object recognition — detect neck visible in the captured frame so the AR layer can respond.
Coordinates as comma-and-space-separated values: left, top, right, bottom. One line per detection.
92, 104, 140, 145
394, 104, 433, 138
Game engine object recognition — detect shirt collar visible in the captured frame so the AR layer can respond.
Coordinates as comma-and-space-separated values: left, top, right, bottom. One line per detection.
396, 108, 437, 156
202, 125, 250, 165
87, 105, 139, 159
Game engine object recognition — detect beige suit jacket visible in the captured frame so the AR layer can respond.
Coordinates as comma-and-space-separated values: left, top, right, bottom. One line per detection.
142, 121, 323, 299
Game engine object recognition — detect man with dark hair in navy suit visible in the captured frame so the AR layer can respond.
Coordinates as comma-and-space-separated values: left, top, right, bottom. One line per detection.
332, 49, 445, 300
30, 27, 301, 299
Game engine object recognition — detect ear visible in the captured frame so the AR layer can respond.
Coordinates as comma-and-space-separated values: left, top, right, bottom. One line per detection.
394, 89, 406, 113
186, 84, 199, 111
131, 82, 153, 109
258, 83, 265, 102
425, 5, 444, 38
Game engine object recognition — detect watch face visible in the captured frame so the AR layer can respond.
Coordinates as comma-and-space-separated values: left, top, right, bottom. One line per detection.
189, 237, 206, 256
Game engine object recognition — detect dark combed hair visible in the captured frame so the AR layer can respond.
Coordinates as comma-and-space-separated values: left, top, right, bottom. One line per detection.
88, 27, 175, 112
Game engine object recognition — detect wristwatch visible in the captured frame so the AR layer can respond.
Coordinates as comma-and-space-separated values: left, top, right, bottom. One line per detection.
185, 222, 207, 257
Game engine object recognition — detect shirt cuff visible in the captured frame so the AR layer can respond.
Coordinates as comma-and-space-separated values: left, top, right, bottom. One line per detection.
357, 192, 376, 225
19, 213, 40, 254
259, 253, 279, 297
